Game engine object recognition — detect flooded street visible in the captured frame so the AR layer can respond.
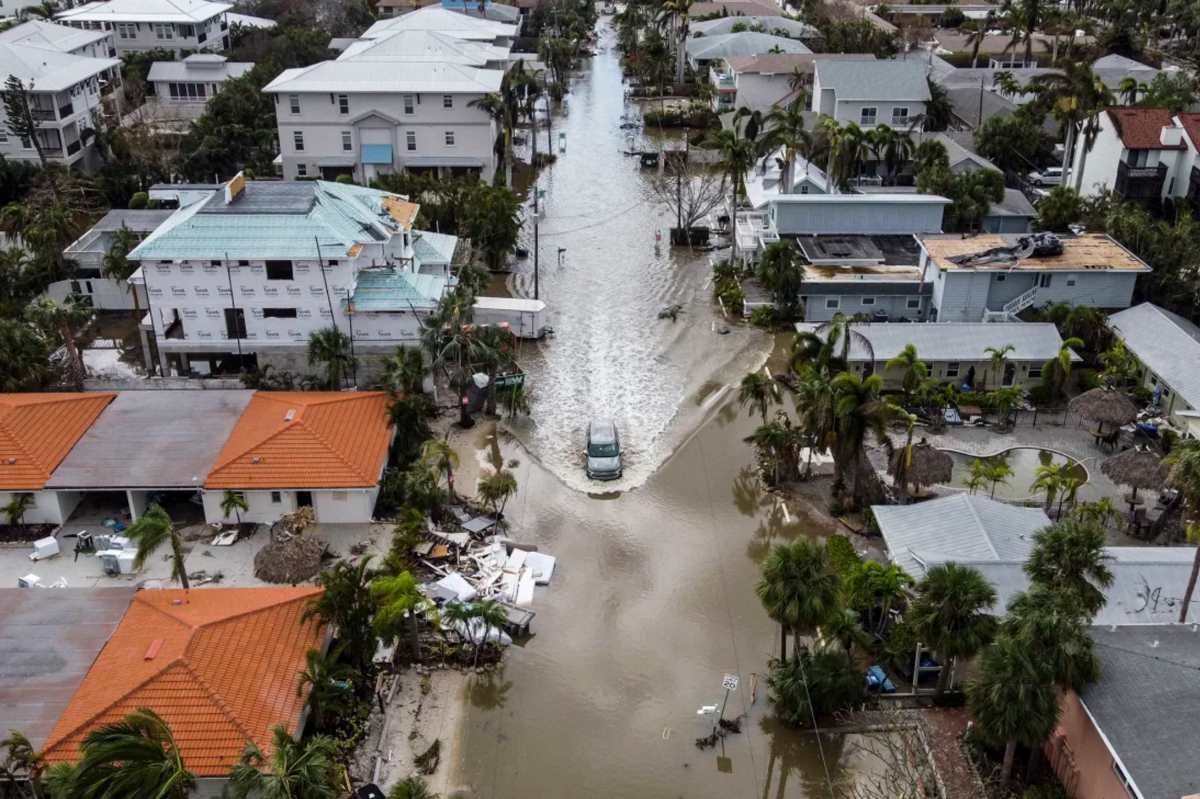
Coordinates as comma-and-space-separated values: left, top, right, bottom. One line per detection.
447, 15, 885, 798
503, 15, 766, 491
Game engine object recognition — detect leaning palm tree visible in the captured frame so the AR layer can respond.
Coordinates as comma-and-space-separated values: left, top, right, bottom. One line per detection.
0, 730, 47, 797
737, 371, 780, 424
755, 539, 841, 662
420, 437, 460, 502
70, 708, 195, 799
831, 371, 895, 509
219, 490, 248, 525
372, 570, 431, 662
125, 504, 189, 590
227, 726, 341, 799
1024, 517, 1113, 615
907, 563, 998, 697
967, 634, 1060, 786
307, 326, 355, 389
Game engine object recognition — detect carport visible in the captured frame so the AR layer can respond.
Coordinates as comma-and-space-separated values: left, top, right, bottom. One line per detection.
45, 391, 255, 522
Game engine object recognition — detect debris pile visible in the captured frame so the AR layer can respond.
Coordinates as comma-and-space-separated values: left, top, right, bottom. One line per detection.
254, 535, 325, 583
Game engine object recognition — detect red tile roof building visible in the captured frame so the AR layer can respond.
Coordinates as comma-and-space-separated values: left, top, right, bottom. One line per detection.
0, 393, 114, 490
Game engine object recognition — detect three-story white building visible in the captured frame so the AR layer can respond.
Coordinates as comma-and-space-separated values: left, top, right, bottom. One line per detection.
56, 0, 232, 56
0, 22, 120, 168
128, 176, 457, 379
264, 7, 514, 183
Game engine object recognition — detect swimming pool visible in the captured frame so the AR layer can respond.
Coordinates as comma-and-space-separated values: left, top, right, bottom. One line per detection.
940, 446, 1088, 502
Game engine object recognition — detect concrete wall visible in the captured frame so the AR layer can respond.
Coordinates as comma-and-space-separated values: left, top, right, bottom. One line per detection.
981, 214, 1033, 234
62, 15, 229, 55
201, 487, 377, 524
1072, 113, 1124, 197
935, 267, 1140, 321
46, 276, 147, 311
1045, 691, 1138, 799
0, 490, 81, 525
313, 487, 377, 523
1026, 271, 1139, 310
833, 99, 926, 128
202, 488, 296, 524
864, 358, 1043, 390
803, 293, 925, 322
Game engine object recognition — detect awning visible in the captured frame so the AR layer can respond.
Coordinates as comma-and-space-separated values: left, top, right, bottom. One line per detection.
361, 144, 393, 165
403, 155, 485, 168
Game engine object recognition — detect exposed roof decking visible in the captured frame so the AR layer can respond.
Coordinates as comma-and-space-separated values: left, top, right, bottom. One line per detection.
922, 233, 1151, 272
45, 390, 254, 490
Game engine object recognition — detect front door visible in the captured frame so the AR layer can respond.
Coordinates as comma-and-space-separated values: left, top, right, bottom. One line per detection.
297, 491, 313, 509
1002, 363, 1016, 387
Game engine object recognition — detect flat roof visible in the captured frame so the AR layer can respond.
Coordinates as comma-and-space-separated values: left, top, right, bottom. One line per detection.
46, 390, 254, 489
0, 588, 135, 749
793, 321, 1077, 363
793, 233, 923, 266
922, 233, 1151, 272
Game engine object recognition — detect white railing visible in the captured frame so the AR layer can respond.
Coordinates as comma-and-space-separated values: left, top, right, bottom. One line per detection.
981, 285, 1038, 322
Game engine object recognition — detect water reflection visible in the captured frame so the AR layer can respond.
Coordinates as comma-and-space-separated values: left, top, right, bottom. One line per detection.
467, 669, 514, 711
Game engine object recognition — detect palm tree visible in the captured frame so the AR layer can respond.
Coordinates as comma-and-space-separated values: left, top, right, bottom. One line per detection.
985, 459, 1014, 499
1025, 517, 1113, 615
420, 437, 459, 503
657, 0, 694, 85
470, 92, 509, 183
70, 708, 195, 799
228, 726, 341, 799
963, 15, 992, 68
700, 117, 758, 264
831, 371, 895, 510
764, 98, 812, 194
297, 647, 355, 734
442, 600, 480, 655
1165, 441, 1200, 622
1031, 60, 1112, 189
967, 634, 1061, 786
2, 492, 32, 526
307, 326, 355, 389
305, 557, 377, 679
383, 347, 426, 397
755, 539, 841, 662
477, 468, 518, 517
737, 371, 780, 424
1117, 76, 1143, 105
884, 343, 928, 402
0, 730, 47, 798
819, 607, 869, 654
372, 570, 431, 661
844, 560, 913, 635
1031, 460, 1069, 514
1039, 336, 1084, 403
984, 344, 1015, 390
390, 776, 439, 799
472, 324, 514, 416
24, 296, 90, 389
907, 563, 998, 697
473, 599, 508, 667
220, 490, 248, 525
1004, 588, 1099, 691
101, 225, 142, 320
125, 504, 188, 590
866, 125, 913, 185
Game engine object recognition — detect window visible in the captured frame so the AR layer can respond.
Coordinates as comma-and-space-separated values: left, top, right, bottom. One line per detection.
995, 273, 1006, 282
406, 130, 416, 151
341, 130, 352, 151
403, 94, 415, 115
444, 130, 455, 146
116, 22, 135, 38
263, 307, 298, 318
1066, 278, 1076, 286
891, 106, 909, 125
945, 362, 960, 378
1038, 273, 1052, 288
825, 298, 840, 310
271, 491, 282, 503
19, 135, 30, 150
288, 94, 300, 114
224, 307, 247, 339
860, 296, 875, 306
1028, 363, 1043, 378
296, 163, 307, 177
906, 298, 921, 309
265, 261, 294, 280
337, 94, 349, 114
1129, 149, 1150, 168
443, 94, 453, 108
154, 23, 173, 39
0, 130, 7, 144
210, 260, 221, 267
237, 260, 250, 266
860, 107, 877, 126
293, 130, 304, 151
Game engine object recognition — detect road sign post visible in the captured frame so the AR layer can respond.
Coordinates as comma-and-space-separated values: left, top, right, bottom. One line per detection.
715, 673, 738, 734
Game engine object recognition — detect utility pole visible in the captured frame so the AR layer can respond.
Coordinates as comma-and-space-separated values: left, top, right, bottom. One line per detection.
533, 187, 541, 300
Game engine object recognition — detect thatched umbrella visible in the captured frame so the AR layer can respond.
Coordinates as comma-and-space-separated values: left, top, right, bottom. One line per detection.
1101, 446, 1168, 500
889, 438, 953, 496
1069, 387, 1138, 434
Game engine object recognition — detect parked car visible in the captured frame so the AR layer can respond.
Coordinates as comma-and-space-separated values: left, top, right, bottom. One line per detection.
1027, 166, 1063, 187
585, 418, 622, 480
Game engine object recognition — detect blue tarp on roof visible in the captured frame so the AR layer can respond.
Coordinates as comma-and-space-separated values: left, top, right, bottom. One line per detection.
361, 144, 393, 165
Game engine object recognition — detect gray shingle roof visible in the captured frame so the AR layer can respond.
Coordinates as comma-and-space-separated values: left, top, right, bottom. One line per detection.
872, 494, 1048, 579
815, 59, 931, 102
1108, 302, 1200, 411
793, 321, 1073, 364
1081, 625, 1200, 799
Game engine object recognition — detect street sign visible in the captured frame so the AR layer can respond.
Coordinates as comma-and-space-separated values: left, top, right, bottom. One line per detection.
722, 674, 739, 692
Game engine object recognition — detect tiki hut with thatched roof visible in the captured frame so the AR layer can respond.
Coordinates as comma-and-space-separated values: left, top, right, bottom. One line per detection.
1101, 446, 1169, 500
1070, 387, 1139, 435
889, 438, 953, 500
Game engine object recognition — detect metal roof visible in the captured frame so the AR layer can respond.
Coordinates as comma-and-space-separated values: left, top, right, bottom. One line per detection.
347, 268, 446, 312
815, 59, 932, 102
793, 321, 1073, 363
691, 15, 818, 38
0, 20, 110, 53
0, 587, 135, 749
363, 5, 516, 40
1081, 625, 1200, 799
686, 31, 811, 61
872, 494, 1048, 579
0, 41, 117, 92
56, 0, 230, 24
45, 390, 254, 489
147, 55, 252, 82
264, 58, 502, 94
413, 230, 457, 264
1109, 302, 1200, 411
338, 28, 508, 64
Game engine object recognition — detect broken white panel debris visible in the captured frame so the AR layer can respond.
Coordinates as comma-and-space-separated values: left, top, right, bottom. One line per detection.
435, 571, 477, 602
522, 551, 556, 585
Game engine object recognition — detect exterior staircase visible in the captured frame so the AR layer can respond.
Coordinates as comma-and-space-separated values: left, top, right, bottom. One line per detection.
982, 286, 1038, 322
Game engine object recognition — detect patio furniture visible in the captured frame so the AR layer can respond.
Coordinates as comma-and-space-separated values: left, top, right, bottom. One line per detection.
1070, 387, 1138, 445
73, 531, 94, 562
461, 515, 499, 537
1102, 446, 1168, 508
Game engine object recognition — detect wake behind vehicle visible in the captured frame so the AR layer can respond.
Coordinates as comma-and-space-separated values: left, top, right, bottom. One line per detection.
585, 419, 622, 480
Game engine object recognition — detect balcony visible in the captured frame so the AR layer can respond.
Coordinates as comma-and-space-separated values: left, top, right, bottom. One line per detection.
709, 67, 735, 91
30, 108, 55, 122
57, 102, 74, 118
734, 212, 779, 260
1115, 160, 1166, 200
1188, 166, 1200, 203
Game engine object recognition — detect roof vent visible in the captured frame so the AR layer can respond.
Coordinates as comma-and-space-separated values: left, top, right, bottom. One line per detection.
284, 409, 296, 422
4, 458, 14, 465
252, 456, 262, 464
144, 639, 164, 660
1151, 640, 1160, 648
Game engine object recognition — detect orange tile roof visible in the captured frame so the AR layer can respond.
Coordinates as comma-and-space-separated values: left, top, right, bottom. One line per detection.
0, 393, 115, 490
204, 391, 392, 489
41, 587, 324, 777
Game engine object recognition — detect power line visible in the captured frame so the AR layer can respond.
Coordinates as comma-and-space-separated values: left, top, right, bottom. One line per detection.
534, 197, 649, 238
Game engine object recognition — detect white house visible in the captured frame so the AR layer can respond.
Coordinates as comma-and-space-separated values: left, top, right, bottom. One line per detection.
147, 53, 252, 106
685, 31, 810, 72
0, 30, 119, 167
53, 208, 173, 310
920, 233, 1151, 322
127, 176, 456, 379
812, 59, 930, 129
710, 53, 872, 114
56, 0, 232, 55
264, 13, 510, 183
1070, 107, 1200, 204
1108, 302, 1200, 438
0, 19, 116, 59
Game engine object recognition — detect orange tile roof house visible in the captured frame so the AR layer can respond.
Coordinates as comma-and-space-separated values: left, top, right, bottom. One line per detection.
202, 391, 394, 525
0, 393, 114, 524
42, 588, 326, 788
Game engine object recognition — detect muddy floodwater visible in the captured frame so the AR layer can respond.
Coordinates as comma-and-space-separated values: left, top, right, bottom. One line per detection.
446, 15, 890, 798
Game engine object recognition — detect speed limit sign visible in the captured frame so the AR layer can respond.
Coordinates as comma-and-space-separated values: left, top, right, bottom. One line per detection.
722, 673, 739, 691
